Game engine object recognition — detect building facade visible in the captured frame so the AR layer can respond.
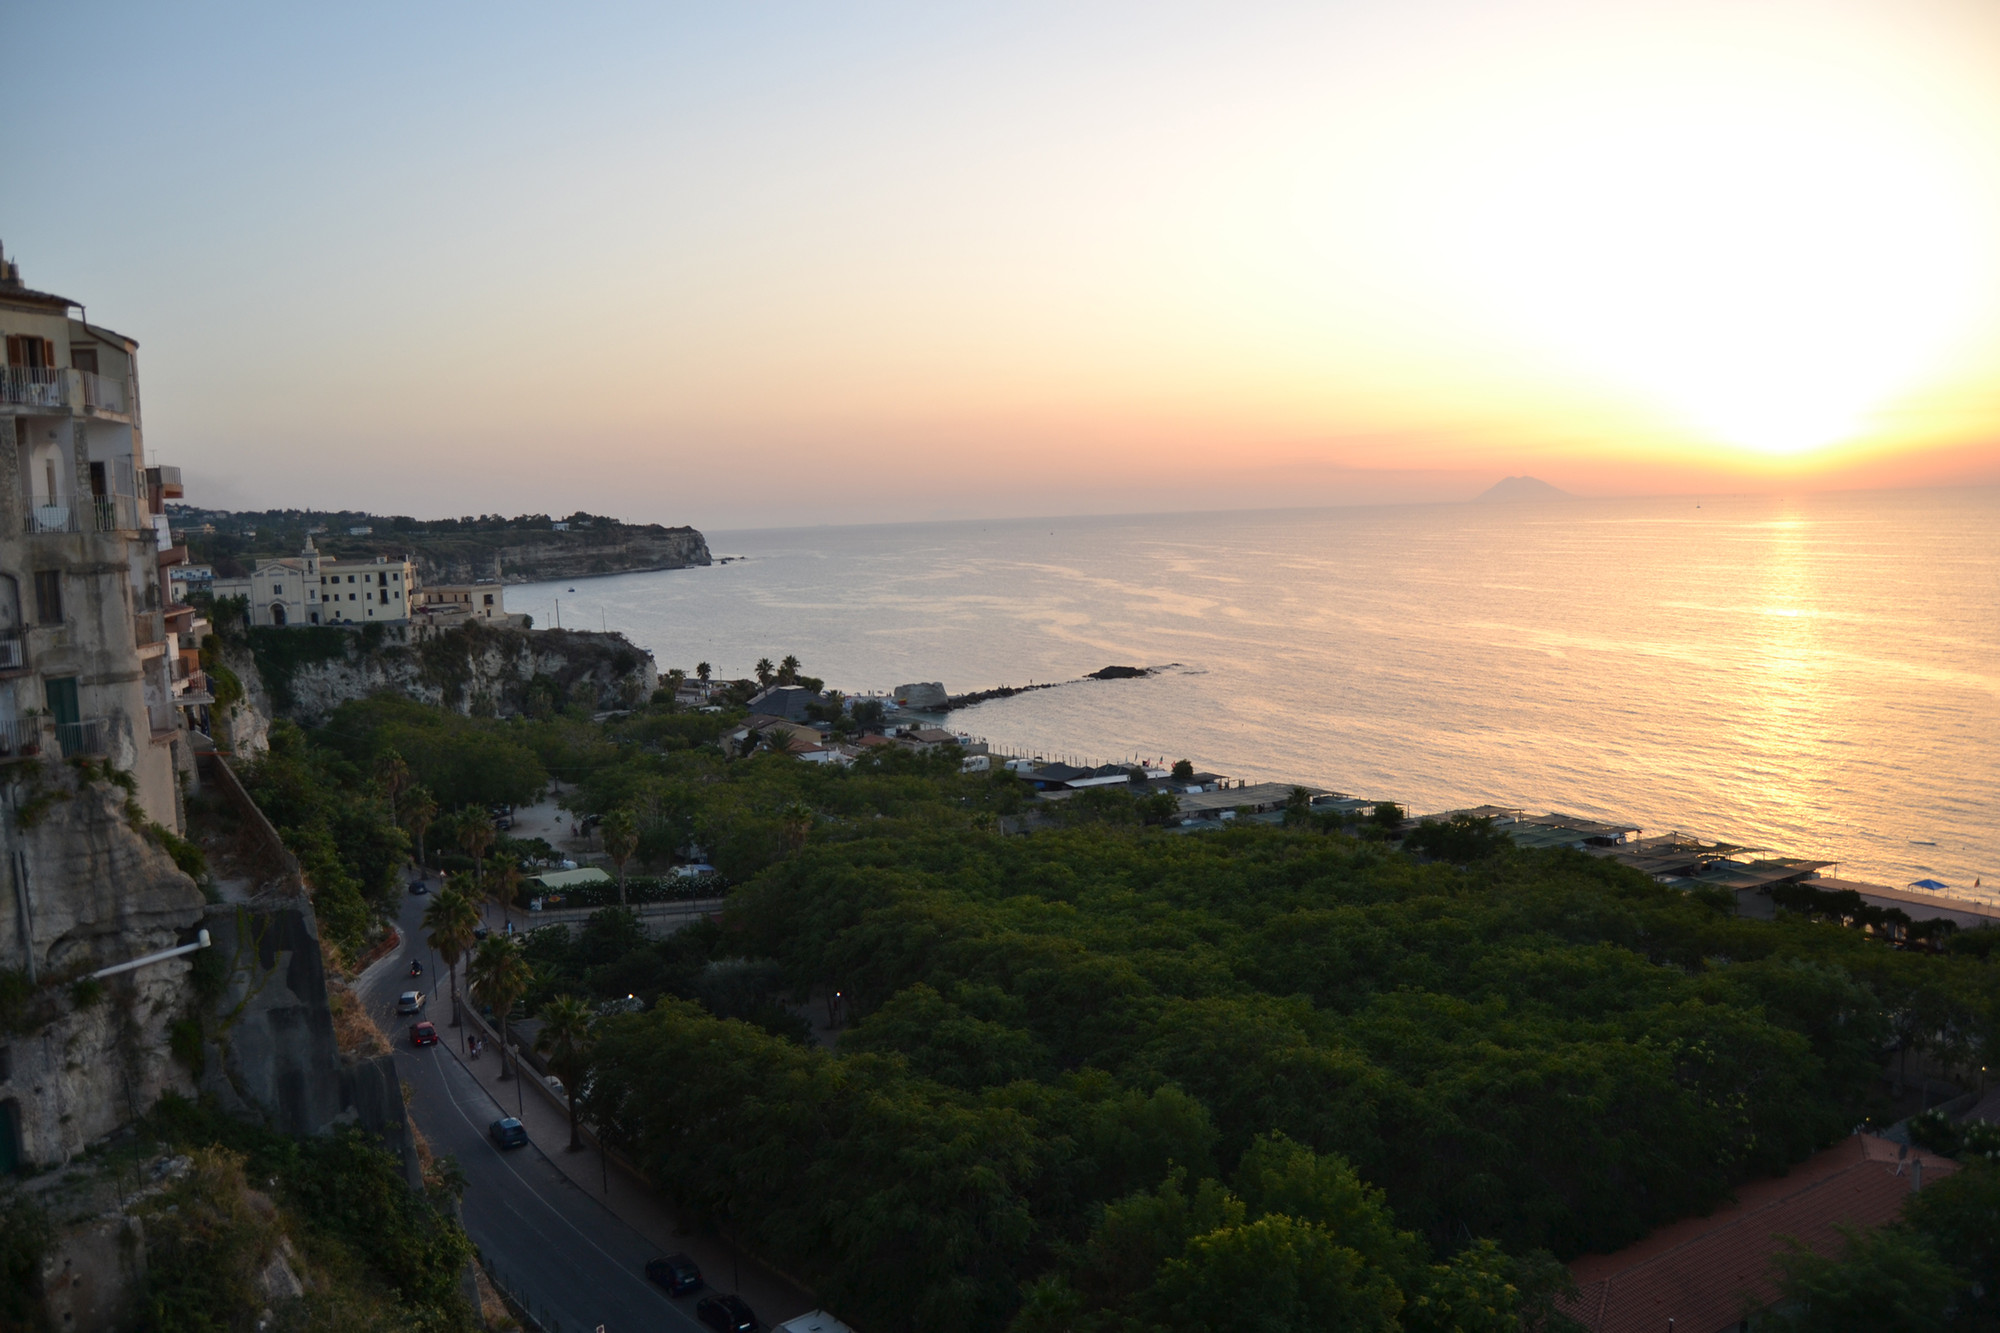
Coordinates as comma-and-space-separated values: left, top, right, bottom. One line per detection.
0, 242, 203, 831
212, 539, 416, 627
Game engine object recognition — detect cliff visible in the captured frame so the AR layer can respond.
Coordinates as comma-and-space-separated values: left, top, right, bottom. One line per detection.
404, 525, 712, 585
244, 620, 658, 723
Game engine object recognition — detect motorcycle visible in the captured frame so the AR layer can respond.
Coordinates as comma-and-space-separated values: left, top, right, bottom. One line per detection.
409, 959, 424, 977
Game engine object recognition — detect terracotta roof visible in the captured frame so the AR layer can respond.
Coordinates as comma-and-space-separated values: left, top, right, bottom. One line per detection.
1560, 1135, 1957, 1333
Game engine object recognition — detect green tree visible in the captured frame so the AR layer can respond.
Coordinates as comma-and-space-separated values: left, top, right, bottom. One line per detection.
781, 800, 815, 855
1172, 759, 1195, 782
1370, 801, 1405, 832
468, 935, 534, 1082
696, 661, 711, 684
601, 809, 639, 905
373, 749, 412, 827
404, 785, 438, 868
778, 653, 802, 685
1283, 785, 1313, 826
1764, 1227, 1960, 1332
486, 853, 524, 931
534, 995, 596, 1151
424, 882, 480, 1031
755, 657, 776, 687
456, 808, 495, 899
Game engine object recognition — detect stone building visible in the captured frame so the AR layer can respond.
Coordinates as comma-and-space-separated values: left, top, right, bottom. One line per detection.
0, 242, 204, 831
210, 538, 417, 627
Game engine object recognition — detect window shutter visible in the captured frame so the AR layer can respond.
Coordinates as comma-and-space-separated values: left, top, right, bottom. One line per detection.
5, 336, 18, 367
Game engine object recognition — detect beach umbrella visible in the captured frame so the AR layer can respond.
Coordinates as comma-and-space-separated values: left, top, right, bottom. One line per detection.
1910, 879, 1950, 891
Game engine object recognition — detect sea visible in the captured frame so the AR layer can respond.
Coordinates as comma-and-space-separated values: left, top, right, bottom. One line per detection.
510, 487, 2000, 899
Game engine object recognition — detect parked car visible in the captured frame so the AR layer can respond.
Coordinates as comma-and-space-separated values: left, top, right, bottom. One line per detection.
644, 1253, 703, 1296
473, 924, 490, 940
408, 879, 428, 894
396, 991, 424, 1015
488, 1117, 527, 1149
492, 814, 513, 831
695, 1295, 758, 1332
410, 1021, 438, 1046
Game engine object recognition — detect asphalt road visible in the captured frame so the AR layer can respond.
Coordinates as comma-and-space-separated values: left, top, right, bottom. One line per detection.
362, 883, 710, 1333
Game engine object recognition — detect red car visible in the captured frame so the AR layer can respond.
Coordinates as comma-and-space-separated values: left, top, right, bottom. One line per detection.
410, 1021, 439, 1046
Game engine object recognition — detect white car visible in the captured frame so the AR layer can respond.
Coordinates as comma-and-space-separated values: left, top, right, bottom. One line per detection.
397, 990, 425, 1015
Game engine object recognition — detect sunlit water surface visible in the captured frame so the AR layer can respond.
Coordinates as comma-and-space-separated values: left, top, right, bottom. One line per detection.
512, 489, 2000, 897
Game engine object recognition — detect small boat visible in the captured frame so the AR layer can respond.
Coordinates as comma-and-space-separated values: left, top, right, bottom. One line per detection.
567, 587, 576, 592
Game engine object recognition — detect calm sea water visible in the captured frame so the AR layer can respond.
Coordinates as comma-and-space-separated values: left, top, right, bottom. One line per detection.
512, 489, 2000, 897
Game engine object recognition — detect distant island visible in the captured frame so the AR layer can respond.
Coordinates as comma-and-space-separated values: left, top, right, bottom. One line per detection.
1474, 475, 1572, 503
167, 505, 711, 584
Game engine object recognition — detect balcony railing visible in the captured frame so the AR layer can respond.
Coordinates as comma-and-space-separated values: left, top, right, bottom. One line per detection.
55, 716, 111, 758
0, 716, 43, 758
80, 369, 126, 414
1, 366, 75, 410
0, 627, 21, 672
20, 494, 144, 536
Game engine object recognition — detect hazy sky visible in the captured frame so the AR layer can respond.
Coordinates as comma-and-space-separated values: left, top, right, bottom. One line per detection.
8, 1, 2000, 527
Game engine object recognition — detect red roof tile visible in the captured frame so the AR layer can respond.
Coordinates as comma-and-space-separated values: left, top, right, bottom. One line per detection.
1559, 1135, 1958, 1333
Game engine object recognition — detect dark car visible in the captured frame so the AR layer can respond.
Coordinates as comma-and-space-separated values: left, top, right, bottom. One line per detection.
695, 1294, 758, 1332
644, 1253, 703, 1296
473, 924, 490, 940
488, 1117, 527, 1149
408, 879, 428, 894
410, 1021, 438, 1046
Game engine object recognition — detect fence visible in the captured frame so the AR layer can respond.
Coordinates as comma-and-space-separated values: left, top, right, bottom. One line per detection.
53, 716, 110, 758
197, 751, 305, 895
0, 716, 42, 758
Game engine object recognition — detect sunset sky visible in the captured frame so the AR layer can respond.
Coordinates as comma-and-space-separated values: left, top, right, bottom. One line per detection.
7, 1, 2000, 526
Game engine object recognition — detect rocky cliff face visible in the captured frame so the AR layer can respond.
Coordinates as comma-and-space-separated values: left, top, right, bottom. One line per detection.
254, 622, 658, 724
411, 525, 712, 585
0, 760, 406, 1173
1, 768, 208, 1164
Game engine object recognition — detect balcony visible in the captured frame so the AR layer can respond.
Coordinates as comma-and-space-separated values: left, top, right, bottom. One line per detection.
1, 365, 76, 410
54, 716, 110, 758
81, 369, 127, 414
20, 494, 144, 536
0, 627, 21, 672
0, 716, 44, 760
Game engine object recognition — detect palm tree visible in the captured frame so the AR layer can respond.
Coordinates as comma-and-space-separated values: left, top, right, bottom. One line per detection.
781, 799, 814, 855
695, 661, 711, 684
663, 668, 686, 699
404, 786, 439, 869
468, 935, 533, 1081
533, 996, 596, 1151
601, 809, 639, 906
373, 751, 412, 827
486, 854, 524, 931
424, 883, 480, 1031
457, 808, 496, 900
754, 657, 775, 687
778, 654, 801, 685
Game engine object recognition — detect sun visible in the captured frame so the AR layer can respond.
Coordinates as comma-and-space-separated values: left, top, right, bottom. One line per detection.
1430, 55, 1996, 458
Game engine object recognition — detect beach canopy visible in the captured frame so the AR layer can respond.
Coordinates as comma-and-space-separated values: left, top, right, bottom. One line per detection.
1910, 879, 1950, 891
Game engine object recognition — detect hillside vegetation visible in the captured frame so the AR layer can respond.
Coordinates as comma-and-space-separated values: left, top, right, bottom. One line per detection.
247, 687, 2000, 1332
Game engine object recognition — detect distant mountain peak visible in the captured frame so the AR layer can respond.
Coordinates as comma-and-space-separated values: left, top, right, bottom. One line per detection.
1475, 475, 1571, 503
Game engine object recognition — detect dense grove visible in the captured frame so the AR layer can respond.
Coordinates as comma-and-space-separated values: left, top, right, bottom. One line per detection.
257, 687, 2000, 1331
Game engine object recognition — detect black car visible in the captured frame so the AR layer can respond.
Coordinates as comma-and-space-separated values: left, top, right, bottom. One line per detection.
488, 1117, 527, 1149
408, 879, 428, 894
695, 1295, 758, 1333
473, 924, 490, 940
644, 1253, 703, 1296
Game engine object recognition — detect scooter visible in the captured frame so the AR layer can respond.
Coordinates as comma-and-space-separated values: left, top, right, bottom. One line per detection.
409, 959, 424, 977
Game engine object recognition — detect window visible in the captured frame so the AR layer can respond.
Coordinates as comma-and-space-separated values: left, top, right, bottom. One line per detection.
32, 571, 61, 624
347, 575, 356, 583
69, 347, 99, 375
5, 335, 55, 368
272, 584, 282, 596
483, 594, 494, 606
378, 589, 388, 604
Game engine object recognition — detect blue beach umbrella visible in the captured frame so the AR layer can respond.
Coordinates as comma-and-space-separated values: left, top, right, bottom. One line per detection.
1910, 879, 1950, 891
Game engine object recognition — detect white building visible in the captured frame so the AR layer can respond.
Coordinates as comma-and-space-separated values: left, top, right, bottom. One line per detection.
212, 538, 416, 627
